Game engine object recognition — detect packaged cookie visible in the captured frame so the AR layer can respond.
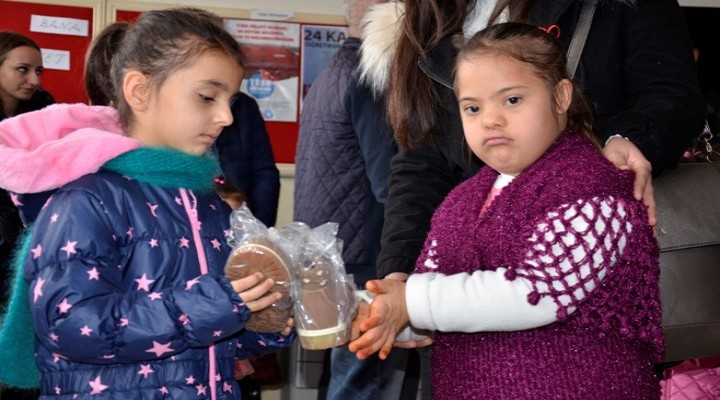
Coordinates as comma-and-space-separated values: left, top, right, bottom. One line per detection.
225, 205, 293, 333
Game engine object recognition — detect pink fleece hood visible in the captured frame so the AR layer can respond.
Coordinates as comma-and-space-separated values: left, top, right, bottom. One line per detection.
0, 103, 141, 194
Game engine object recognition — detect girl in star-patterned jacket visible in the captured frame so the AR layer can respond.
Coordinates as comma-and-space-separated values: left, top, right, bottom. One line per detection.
0, 8, 294, 399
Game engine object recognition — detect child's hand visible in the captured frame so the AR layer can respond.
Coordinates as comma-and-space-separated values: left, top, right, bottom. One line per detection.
350, 300, 371, 341
280, 317, 294, 336
230, 272, 282, 312
394, 322, 434, 349
348, 279, 409, 360
395, 337, 434, 349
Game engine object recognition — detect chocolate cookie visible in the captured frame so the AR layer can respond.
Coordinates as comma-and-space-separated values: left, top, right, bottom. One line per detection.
225, 237, 293, 333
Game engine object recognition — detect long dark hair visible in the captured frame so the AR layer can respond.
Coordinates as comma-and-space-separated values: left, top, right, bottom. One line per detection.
456, 22, 595, 142
388, 0, 532, 148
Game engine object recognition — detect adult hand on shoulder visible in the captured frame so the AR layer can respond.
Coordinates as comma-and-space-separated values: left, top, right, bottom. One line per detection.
231, 272, 282, 312
348, 279, 409, 360
603, 136, 657, 228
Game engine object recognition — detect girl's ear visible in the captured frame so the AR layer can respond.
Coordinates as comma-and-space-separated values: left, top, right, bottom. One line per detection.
123, 70, 150, 111
554, 79, 573, 115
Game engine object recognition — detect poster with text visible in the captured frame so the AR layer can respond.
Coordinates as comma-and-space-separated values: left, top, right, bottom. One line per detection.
224, 19, 300, 122
301, 25, 348, 99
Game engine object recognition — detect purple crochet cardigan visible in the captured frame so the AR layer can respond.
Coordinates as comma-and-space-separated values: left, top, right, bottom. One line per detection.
414, 132, 663, 399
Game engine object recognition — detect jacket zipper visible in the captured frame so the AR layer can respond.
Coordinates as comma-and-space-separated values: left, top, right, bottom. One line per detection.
179, 188, 217, 400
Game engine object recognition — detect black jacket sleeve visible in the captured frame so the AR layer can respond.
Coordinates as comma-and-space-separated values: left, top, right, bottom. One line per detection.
375, 60, 481, 277
582, 0, 705, 175
216, 94, 280, 227
376, 141, 460, 277
242, 98, 280, 227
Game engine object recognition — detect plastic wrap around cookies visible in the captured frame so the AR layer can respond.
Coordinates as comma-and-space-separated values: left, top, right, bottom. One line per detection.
225, 237, 293, 333
225, 205, 356, 343
294, 255, 353, 349
287, 222, 358, 350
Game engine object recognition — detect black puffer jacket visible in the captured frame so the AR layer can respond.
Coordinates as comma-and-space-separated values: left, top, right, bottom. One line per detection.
214, 92, 280, 227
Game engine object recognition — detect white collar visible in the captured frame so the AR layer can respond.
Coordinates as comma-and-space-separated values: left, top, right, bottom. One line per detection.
493, 172, 516, 189
463, 0, 508, 38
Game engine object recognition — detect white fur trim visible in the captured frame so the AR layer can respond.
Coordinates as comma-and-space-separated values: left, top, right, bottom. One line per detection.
359, 1, 404, 95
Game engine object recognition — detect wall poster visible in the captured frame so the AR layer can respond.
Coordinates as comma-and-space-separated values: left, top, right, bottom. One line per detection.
224, 18, 301, 122
300, 24, 348, 99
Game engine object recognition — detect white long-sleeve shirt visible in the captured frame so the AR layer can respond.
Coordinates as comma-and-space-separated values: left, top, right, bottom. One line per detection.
403, 174, 630, 334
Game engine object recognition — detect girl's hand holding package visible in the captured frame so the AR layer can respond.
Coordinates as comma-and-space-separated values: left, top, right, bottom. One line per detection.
279, 317, 295, 337
231, 271, 283, 312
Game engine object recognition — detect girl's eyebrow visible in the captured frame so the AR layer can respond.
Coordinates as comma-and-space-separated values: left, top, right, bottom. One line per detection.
458, 95, 479, 102
495, 85, 527, 95
199, 79, 230, 90
458, 85, 527, 102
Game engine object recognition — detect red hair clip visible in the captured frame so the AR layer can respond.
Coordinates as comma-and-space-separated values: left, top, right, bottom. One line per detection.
538, 24, 561, 39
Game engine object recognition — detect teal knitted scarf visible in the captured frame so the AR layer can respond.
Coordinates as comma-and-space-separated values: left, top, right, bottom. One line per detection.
0, 227, 37, 388
102, 147, 220, 193
0, 148, 220, 388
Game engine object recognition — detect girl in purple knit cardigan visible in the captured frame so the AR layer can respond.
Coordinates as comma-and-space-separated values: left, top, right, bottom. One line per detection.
349, 23, 662, 399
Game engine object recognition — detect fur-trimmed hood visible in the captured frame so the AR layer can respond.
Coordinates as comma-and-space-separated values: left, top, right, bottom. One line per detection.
0, 103, 140, 194
359, 1, 405, 95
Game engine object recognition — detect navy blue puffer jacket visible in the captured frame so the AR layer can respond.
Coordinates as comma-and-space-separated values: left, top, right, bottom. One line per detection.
0, 105, 293, 399
26, 150, 292, 399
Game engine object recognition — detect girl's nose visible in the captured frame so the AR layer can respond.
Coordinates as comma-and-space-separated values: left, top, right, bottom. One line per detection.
218, 104, 234, 127
482, 106, 504, 128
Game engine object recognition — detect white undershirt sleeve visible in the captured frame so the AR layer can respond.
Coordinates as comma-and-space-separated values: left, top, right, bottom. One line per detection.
406, 197, 630, 333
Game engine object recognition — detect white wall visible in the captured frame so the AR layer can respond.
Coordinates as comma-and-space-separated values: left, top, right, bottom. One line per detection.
679, 0, 720, 7
123, 0, 345, 15
276, 164, 296, 228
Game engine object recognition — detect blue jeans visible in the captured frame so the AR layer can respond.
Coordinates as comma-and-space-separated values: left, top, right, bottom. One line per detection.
325, 346, 416, 400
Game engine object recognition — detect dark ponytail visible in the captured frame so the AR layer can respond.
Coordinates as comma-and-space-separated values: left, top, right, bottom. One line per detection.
84, 22, 129, 106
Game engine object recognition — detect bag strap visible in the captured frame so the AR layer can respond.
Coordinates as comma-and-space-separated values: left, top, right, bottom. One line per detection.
566, 0, 598, 79
690, 120, 720, 165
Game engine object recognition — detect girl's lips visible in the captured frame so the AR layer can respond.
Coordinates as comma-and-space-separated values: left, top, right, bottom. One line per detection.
484, 136, 511, 146
199, 133, 219, 142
